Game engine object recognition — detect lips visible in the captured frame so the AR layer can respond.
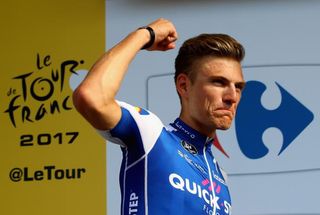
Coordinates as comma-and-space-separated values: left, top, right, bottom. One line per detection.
214, 108, 234, 117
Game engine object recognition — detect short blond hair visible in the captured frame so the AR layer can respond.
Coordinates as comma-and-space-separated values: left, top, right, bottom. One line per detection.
174, 33, 245, 83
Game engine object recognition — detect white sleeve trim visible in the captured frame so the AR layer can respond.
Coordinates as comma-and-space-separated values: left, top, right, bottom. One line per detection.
96, 129, 126, 147
95, 101, 164, 153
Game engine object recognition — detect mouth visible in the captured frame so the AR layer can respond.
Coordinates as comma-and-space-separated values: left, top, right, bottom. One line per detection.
214, 108, 234, 117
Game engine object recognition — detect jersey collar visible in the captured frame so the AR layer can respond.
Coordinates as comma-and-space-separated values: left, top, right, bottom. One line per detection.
170, 118, 213, 151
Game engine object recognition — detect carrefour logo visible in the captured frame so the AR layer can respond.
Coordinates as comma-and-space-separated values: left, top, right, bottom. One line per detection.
235, 80, 314, 159
231, 65, 314, 159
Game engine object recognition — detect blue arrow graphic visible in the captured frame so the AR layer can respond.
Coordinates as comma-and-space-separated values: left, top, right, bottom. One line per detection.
235, 81, 314, 159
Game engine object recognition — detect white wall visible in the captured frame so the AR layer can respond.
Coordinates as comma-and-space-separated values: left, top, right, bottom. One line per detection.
106, 1, 320, 214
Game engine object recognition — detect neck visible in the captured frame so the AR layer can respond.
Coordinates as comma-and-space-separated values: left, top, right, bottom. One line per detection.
179, 112, 216, 139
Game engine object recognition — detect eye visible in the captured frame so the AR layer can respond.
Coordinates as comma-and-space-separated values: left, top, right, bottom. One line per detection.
210, 78, 227, 86
235, 82, 246, 92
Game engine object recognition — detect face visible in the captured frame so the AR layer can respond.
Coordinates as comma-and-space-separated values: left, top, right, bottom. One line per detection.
178, 57, 245, 136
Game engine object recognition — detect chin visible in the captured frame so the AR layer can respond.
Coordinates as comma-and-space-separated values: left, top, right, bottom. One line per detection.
215, 121, 232, 130
216, 126, 230, 131
211, 115, 233, 130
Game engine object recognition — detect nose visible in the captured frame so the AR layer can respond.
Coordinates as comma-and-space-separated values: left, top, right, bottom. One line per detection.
223, 85, 237, 105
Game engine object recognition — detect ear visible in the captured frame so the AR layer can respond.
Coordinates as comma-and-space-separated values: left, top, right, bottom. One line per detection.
176, 73, 190, 99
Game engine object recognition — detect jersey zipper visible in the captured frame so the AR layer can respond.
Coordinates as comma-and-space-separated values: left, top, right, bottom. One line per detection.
203, 137, 217, 215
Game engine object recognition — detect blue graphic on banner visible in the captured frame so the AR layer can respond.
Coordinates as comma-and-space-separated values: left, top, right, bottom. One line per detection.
235, 80, 314, 159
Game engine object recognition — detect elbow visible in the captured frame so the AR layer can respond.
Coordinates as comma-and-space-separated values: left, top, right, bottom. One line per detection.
72, 83, 115, 120
72, 83, 121, 130
72, 84, 90, 116
72, 83, 104, 117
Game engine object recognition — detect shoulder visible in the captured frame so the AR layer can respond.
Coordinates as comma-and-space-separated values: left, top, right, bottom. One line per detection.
117, 101, 163, 128
98, 101, 165, 150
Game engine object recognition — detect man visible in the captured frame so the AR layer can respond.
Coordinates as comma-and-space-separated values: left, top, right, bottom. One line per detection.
73, 18, 245, 215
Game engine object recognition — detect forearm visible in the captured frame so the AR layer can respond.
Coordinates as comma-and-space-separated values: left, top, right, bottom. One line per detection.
81, 29, 150, 104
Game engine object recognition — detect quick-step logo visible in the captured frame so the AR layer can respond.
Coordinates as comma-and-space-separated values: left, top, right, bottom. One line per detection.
169, 173, 231, 214
169, 173, 219, 208
128, 192, 139, 215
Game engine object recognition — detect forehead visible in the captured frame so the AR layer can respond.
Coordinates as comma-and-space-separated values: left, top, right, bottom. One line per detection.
193, 57, 244, 82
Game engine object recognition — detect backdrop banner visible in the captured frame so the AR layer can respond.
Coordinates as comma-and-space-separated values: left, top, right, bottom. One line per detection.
0, 1, 106, 214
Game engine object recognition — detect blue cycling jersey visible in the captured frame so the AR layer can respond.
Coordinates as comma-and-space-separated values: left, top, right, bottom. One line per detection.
99, 101, 232, 215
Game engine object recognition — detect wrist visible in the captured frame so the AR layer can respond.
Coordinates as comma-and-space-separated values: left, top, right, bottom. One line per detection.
137, 26, 155, 49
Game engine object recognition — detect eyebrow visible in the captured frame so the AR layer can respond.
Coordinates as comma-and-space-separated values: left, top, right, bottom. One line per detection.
235, 81, 246, 90
209, 75, 246, 89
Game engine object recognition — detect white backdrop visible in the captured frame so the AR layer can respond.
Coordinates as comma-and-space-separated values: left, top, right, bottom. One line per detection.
106, 0, 320, 214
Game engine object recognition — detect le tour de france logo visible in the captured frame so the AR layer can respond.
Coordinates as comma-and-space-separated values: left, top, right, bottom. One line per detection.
4, 53, 84, 128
